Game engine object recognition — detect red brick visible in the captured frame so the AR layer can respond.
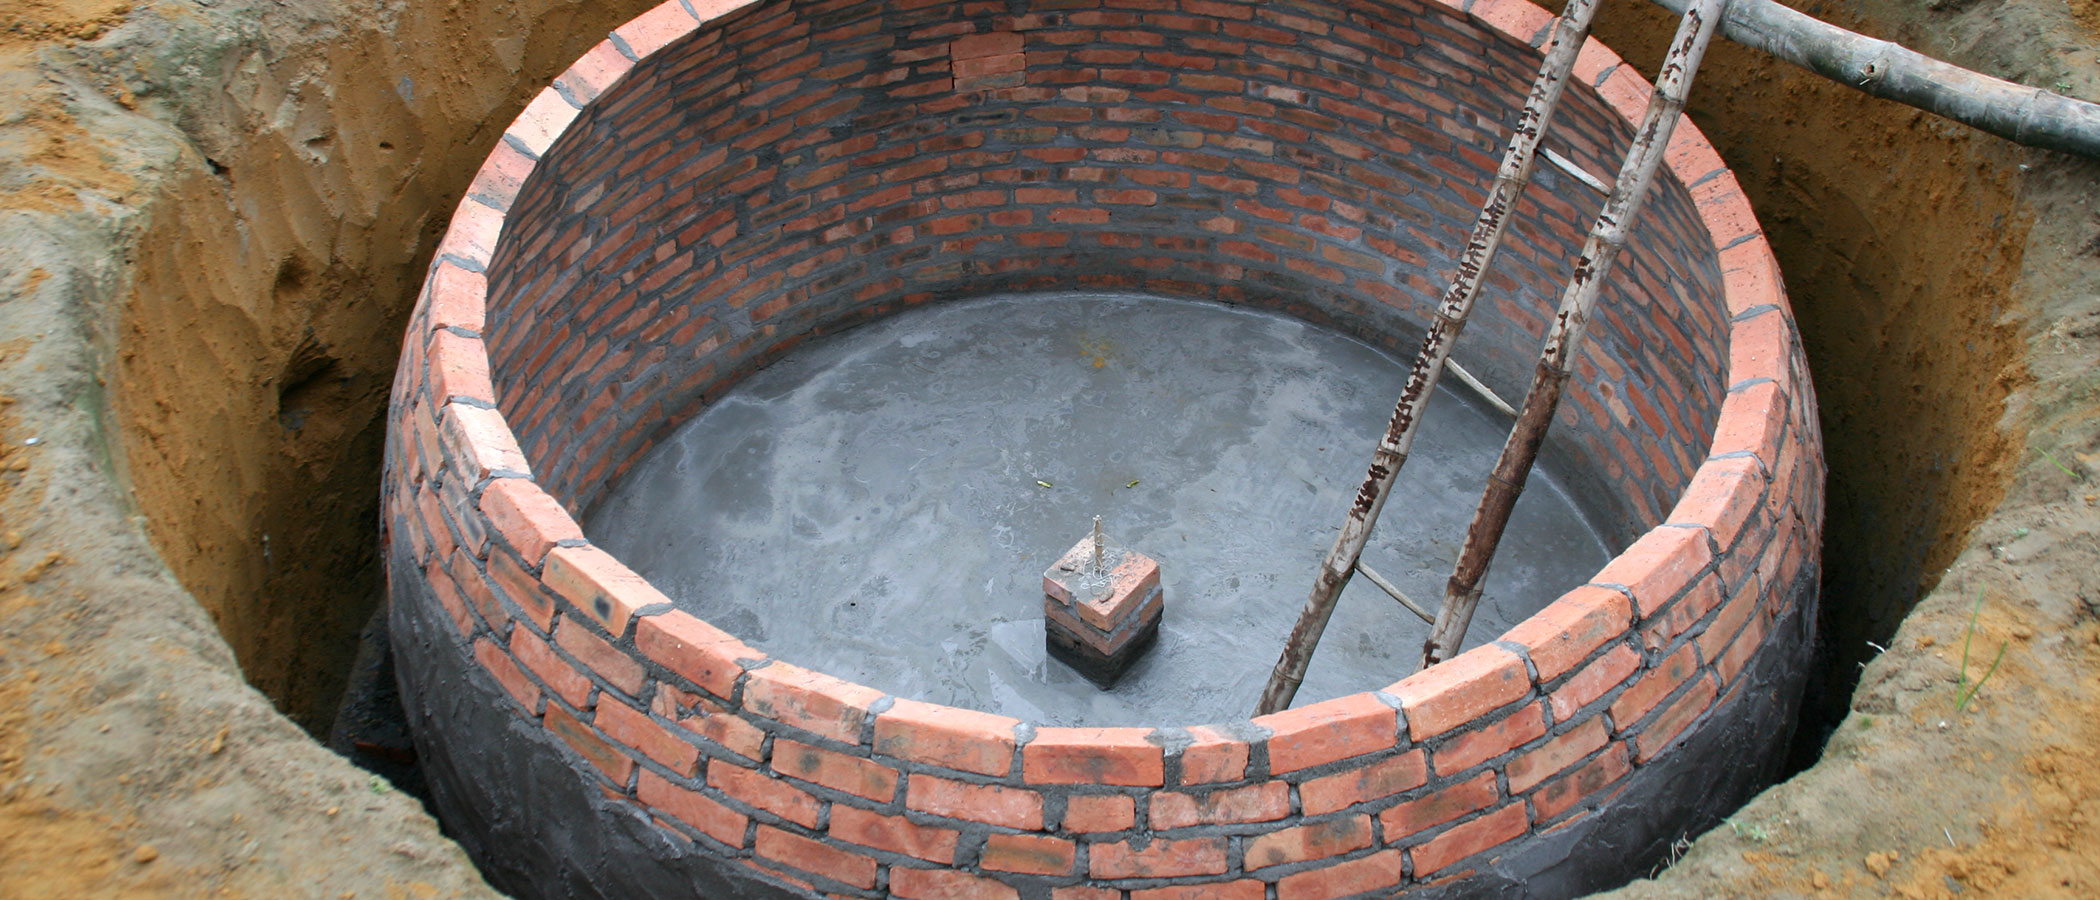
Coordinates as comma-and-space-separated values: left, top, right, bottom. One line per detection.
1496, 585, 1632, 681
1639, 570, 1728, 651
510, 627, 591, 708
597, 700, 699, 774
710, 763, 822, 828
544, 703, 634, 784
1719, 237, 1787, 318
955, 54, 1026, 78
440, 402, 531, 481
827, 805, 957, 862
635, 610, 756, 699
1667, 456, 1767, 552
1048, 208, 1109, 225
556, 616, 647, 696
1097, 188, 1158, 205
1432, 703, 1547, 776
480, 478, 582, 567
1134, 882, 1264, 900
488, 547, 555, 630
1275, 848, 1403, 900
1299, 750, 1427, 816
1698, 579, 1763, 665
428, 330, 495, 405
1711, 380, 1787, 470
655, 688, 767, 760
1634, 675, 1717, 763
1388, 644, 1531, 740
543, 544, 667, 637
424, 261, 486, 334
1256, 692, 1398, 774
638, 770, 748, 846
1088, 836, 1228, 879
1609, 644, 1699, 727
981, 833, 1076, 876
743, 662, 882, 744
906, 774, 1043, 830
508, 87, 579, 158
1691, 169, 1759, 249
1729, 308, 1792, 390
1244, 815, 1373, 871
875, 698, 1019, 777
1023, 727, 1163, 786
1064, 793, 1138, 832
1549, 644, 1641, 721
1052, 887, 1116, 900
754, 826, 878, 890
953, 31, 1024, 59
1508, 718, 1611, 795
1179, 724, 1249, 784
1149, 780, 1288, 829
1531, 742, 1631, 821
1592, 526, 1713, 617
475, 638, 540, 713
771, 738, 897, 802
613, 0, 701, 60
890, 867, 1019, 900
1377, 771, 1497, 838
438, 195, 500, 265
1409, 804, 1527, 875
555, 39, 634, 105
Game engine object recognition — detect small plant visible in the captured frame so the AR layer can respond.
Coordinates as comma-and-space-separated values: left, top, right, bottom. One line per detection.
1955, 590, 2008, 714
1725, 816, 1772, 843
2039, 448, 2083, 481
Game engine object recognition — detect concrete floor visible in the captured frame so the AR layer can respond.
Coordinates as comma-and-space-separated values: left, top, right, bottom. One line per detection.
586, 293, 1612, 725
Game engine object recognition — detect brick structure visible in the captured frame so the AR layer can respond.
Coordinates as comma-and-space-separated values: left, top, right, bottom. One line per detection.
1043, 528, 1163, 685
381, 0, 1826, 896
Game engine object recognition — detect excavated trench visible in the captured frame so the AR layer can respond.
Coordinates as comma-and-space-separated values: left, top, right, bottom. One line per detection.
91, 0, 2026, 892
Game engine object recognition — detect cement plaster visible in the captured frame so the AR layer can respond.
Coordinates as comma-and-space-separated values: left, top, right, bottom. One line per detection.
584, 294, 1613, 725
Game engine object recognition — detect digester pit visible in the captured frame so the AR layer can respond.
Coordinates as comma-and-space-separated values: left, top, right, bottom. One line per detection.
584, 294, 1611, 725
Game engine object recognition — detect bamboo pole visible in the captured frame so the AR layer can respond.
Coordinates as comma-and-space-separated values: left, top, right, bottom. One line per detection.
1420, 0, 1728, 669
1252, 0, 1606, 717
1650, 0, 2100, 159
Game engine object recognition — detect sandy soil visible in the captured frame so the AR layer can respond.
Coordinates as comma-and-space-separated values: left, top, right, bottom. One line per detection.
0, 0, 2093, 896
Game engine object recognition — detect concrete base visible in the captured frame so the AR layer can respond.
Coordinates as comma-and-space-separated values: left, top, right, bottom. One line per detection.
585, 294, 1613, 726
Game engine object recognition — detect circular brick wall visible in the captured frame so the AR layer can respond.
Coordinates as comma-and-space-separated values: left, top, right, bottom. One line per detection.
380, 0, 1824, 896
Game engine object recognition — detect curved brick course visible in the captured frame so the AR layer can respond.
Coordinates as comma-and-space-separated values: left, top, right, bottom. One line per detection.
381, 0, 1825, 896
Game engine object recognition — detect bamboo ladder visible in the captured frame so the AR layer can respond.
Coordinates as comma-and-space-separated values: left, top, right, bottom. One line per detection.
1255, 0, 1731, 715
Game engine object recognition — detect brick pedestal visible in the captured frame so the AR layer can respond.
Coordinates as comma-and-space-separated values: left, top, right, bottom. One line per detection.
1042, 533, 1162, 686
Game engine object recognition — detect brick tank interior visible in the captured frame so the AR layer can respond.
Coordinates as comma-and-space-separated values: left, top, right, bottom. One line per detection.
379, 0, 1819, 896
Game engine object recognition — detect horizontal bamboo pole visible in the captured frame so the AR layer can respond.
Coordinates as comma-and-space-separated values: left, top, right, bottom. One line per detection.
1652, 0, 2100, 158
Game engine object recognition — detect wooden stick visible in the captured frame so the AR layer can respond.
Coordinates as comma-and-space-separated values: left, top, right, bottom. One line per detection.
1254, 0, 1605, 716
1421, 0, 1727, 669
1448, 360, 1518, 417
1651, 0, 2100, 159
1355, 561, 1435, 624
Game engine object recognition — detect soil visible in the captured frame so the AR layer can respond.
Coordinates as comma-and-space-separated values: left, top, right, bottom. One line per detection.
0, 0, 2093, 897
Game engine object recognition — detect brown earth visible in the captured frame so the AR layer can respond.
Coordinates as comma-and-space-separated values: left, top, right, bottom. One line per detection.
0, 0, 2095, 897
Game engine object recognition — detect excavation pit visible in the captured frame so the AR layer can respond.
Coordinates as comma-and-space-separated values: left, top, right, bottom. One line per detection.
380, 0, 1826, 896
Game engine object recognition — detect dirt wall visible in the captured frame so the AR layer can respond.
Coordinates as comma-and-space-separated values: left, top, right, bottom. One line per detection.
104, 0, 665, 733
1555, 0, 2034, 766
